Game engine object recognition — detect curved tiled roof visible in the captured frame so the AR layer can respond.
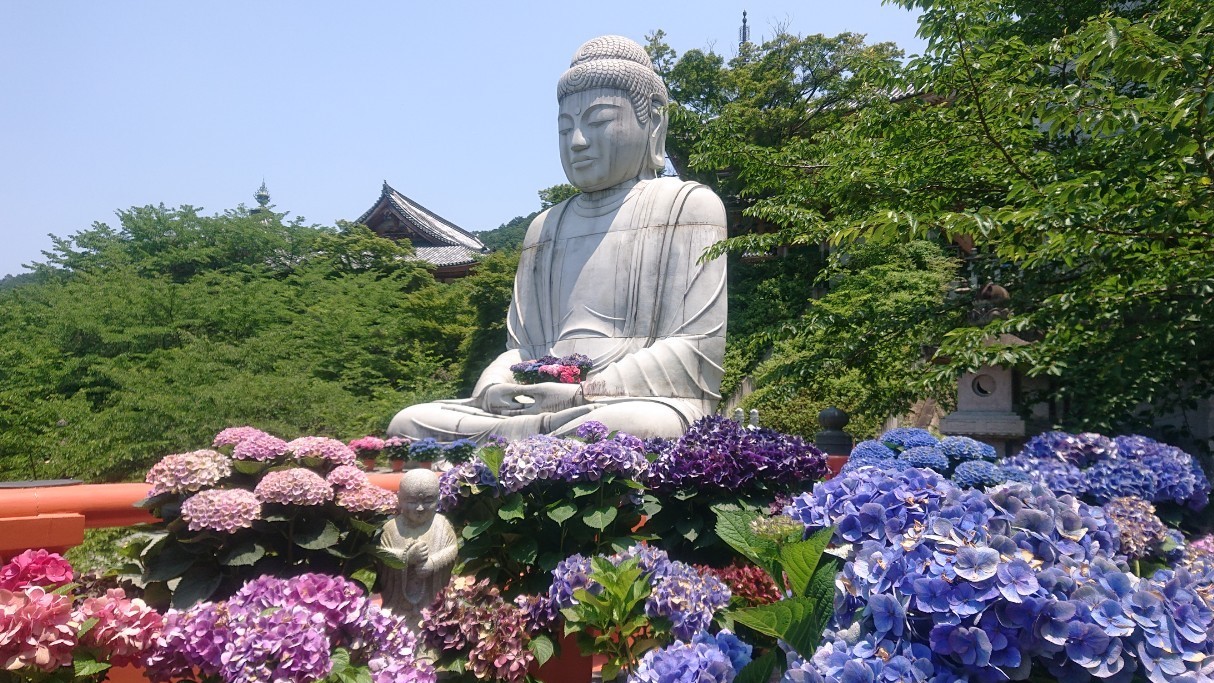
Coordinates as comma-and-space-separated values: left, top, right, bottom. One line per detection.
357, 181, 487, 252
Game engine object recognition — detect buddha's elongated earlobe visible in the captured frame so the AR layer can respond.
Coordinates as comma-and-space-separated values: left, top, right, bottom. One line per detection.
648, 99, 668, 172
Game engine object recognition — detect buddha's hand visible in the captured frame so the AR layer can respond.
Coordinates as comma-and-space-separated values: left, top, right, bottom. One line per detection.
409, 542, 429, 566
481, 382, 586, 415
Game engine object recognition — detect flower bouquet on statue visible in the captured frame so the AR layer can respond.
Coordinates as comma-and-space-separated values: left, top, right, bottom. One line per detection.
509, 354, 592, 385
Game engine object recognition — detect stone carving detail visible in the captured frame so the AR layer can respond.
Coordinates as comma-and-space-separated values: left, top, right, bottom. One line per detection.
387, 35, 728, 442
377, 469, 458, 629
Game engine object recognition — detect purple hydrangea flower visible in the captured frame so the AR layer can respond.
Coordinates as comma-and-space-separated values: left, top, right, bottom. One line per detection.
146, 449, 232, 496
285, 436, 356, 466
326, 464, 368, 490
232, 432, 289, 462
212, 426, 270, 448
336, 484, 397, 514
575, 420, 610, 443
180, 488, 261, 533
783, 465, 1214, 683
631, 638, 735, 683
254, 468, 334, 506
647, 415, 826, 494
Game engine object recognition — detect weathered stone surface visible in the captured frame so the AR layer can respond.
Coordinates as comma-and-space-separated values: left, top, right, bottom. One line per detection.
377, 469, 457, 629
388, 35, 727, 442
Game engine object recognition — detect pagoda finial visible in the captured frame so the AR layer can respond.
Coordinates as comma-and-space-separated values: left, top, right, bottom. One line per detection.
254, 180, 270, 208
739, 11, 750, 47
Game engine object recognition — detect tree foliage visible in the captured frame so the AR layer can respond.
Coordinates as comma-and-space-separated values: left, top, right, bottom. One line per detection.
0, 206, 489, 482
805, 0, 1214, 432
656, 0, 1214, 435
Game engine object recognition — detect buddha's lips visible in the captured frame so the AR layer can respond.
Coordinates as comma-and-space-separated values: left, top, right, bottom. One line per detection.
571, 158, 596, 168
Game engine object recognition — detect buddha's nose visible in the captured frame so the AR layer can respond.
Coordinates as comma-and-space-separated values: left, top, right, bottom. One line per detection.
570, 127, 589, 151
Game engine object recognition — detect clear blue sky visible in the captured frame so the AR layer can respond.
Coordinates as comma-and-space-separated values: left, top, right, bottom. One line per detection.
0, 1, 924, 277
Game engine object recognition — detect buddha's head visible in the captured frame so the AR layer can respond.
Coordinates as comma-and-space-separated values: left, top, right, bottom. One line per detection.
557, 35, 669, 192
397, 469, 440, 527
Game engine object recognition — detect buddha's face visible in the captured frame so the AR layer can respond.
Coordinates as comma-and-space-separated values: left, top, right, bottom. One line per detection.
558, 88, 650, 192
398, 486, 438, 526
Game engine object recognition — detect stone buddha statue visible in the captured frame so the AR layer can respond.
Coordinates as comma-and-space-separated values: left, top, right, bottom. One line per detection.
378, 469, 458, 628
387, 35, 727, 443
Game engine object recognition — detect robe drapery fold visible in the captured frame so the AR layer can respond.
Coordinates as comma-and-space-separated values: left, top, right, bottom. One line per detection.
390, 176, 727, 442
506, 177, 727, 423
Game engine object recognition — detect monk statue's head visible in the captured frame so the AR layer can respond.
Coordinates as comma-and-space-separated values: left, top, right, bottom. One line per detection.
397, 469, 440, 527
557, 35, 669, 192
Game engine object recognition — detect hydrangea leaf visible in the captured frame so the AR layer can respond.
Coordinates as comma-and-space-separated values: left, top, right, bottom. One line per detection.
170, 563, 222, 609
507, 536, 538, 565
713, 504, 780, 578
780, 527, 834, 597
295, 519, 340, 550
144, 540, 196, 582
731, 596, 822, 659
72, 652, 110, 678
676, 516, 702, 542
478, 445, 504, 480
547, 502, 578, 524
529, 633, 555, 666
220, 539, 266, 567
583, 505, 618, 531
498, 493, 526, 521
462, 518, 493, 540
734, 650, 779, 683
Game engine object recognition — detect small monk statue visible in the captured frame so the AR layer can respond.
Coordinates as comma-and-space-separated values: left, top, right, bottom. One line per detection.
377, 469, 458, 628
388, 34, 728, 443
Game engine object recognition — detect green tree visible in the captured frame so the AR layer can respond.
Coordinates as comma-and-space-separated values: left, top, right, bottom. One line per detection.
0, 206, 474, 482
789, 0, 1214, 433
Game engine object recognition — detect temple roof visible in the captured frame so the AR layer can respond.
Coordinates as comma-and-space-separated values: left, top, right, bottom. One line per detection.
357, 181, 487, 256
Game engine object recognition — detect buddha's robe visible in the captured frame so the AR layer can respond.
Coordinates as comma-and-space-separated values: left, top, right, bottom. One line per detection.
377, 513, 458, 627
387, 177, 727, 442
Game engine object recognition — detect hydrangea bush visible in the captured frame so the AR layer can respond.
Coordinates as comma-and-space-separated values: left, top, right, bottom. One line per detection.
843, 427, 1028, 489
642, 415, 829, 565
129, 426, 397, 608
0, 550, 164, 681
420, 576, 537, 683
145, 572, 433, 683
1000, 431, 1211, 515
630, 630, 753, 683
438, 423, 651, 596
784, 466, 1214, 683
544, 545, 732, 679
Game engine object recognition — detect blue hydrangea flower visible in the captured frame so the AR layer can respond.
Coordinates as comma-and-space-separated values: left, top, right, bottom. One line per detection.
939, 435, 997, 463
851, 440, 898, 460
879, 427, 939, 450
898, 446, 949, 472
952, 460, 1005, 489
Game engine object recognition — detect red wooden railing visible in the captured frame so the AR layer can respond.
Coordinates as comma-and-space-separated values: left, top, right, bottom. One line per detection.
0, 473, 406, 560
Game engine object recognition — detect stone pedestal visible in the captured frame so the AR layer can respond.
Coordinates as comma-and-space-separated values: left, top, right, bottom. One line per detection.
938, 365, 1025, 457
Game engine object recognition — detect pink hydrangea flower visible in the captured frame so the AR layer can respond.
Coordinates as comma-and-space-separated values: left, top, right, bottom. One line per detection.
232, 433, 289, 462
74, 588, 164, 666
0, 586, 76, 672
336, 484, 397, 514
181, 489, 262, 533
286, 436, 356, 467
327, 464, 369, 491
348, 436, 386, 455
0, 549, 73, 591
255, 468, 334, 506
212, 426, 271, 448
145, 449, 232, 496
